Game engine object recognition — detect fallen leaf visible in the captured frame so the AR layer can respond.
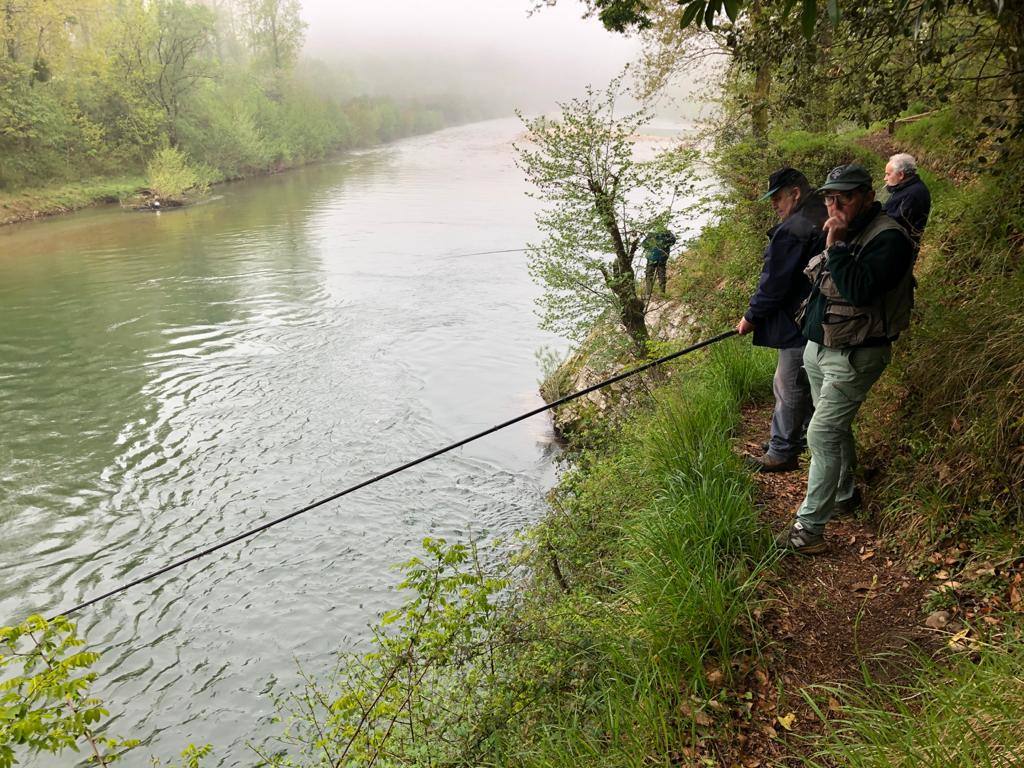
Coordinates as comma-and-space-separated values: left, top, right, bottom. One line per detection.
777, 712, 797, 731
948, 628, 971, 650
933, 569, 950, 580
694, 709, 713, 727
827, 697, 842, 714
859, 550, 876, 562
706, 668, 725, 687
1010, 584, 1023, 610
925, 610, 950, 629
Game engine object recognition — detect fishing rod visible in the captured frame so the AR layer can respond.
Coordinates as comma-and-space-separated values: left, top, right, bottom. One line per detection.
51, 329, 737, 620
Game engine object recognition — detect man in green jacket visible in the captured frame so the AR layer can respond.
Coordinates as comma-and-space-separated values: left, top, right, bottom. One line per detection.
776, 164, 915, 554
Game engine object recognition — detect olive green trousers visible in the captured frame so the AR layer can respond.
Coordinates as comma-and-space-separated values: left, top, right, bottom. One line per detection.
795, 341, 891, 534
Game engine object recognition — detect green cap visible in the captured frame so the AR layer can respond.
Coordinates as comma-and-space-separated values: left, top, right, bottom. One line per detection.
817, 164, 873, 193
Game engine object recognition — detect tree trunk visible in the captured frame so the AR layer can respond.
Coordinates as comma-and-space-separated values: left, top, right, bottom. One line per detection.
589, 178, 649, 356
752, 62, 771, 138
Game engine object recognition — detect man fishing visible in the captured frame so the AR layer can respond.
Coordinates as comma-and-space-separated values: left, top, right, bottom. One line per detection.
736, 167, 825, 472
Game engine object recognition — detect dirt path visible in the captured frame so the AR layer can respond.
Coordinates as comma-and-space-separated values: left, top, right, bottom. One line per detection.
722, 401, 937, 766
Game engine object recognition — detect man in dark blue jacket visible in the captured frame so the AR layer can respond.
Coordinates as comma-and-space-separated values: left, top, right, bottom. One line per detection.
737, 167, 827, 472
883, 153, 931, 247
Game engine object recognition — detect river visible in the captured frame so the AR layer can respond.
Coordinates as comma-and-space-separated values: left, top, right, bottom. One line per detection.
0, 119, 569, 765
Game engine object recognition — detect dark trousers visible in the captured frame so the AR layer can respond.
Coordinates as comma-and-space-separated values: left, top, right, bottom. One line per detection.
645, 260, 667, 293
767, 345, 814, 461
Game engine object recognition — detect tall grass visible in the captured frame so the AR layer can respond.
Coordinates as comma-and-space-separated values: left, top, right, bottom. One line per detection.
805, 640, 1024, 767
265, 341, 777, 767
494, 342, 775, 766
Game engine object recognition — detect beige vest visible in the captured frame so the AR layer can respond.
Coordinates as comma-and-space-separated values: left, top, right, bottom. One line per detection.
803, 213, 914, 348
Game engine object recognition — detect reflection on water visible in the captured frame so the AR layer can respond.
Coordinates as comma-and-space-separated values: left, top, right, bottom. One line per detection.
0, 119, 565, 766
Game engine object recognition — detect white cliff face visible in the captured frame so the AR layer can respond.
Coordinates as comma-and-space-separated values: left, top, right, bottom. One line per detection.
545, 295, 699, 437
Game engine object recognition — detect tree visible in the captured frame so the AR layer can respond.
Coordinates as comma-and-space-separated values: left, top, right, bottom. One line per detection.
582, 0, 1024, 131
112, 0, 217, 147
240, 0, 305, 71
515, 81, 695, 355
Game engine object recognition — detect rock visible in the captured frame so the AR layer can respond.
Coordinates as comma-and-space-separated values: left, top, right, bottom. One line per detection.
925, 610, 950, 629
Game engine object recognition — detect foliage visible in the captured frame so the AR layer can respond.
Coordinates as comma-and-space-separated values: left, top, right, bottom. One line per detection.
804, 638, 1024, 767
145, 147, 209, 199
0, 615, 138, 767
0, 0, 474, 198
515, 78, 697, 355
258, 537, 510, 766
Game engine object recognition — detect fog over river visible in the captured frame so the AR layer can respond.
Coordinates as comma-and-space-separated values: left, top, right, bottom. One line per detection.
0, 119, 576, 765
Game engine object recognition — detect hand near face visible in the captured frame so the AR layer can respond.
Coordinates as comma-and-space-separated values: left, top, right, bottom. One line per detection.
823, 214, 849, 247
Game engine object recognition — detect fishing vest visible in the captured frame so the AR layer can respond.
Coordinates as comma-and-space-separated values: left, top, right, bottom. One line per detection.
801, 213, 914, 349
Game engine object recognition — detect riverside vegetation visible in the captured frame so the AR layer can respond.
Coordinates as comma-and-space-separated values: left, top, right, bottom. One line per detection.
2, 0, 1023, 766
0, 0, 480, 223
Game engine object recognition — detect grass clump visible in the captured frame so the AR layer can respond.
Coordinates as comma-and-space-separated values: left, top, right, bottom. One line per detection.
806, 639, 1024, 767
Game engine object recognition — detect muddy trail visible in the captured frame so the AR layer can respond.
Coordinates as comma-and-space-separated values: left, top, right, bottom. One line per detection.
717, 401, 941, 766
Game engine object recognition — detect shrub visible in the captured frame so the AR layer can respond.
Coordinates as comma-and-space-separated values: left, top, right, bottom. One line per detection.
145, 147, 208, 199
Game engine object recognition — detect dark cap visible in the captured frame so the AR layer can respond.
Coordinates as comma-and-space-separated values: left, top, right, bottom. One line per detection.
758, 167, 808, 201
817, 164, 873, 193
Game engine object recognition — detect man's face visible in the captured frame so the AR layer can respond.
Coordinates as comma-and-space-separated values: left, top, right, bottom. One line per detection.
824, 187, 873, 224
770, 187, 800, 220
883, 162, 904, 188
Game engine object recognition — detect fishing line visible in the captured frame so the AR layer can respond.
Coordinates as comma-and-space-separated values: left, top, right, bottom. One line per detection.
52, 329, 737, 619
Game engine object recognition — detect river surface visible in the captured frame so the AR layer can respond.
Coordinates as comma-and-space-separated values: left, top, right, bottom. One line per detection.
0, 119, 573, 765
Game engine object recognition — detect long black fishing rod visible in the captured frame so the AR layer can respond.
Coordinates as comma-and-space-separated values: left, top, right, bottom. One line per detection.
53, 329, 737, 619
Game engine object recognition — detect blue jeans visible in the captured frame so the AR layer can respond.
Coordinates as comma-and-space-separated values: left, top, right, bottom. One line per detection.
766, 345, 813, 462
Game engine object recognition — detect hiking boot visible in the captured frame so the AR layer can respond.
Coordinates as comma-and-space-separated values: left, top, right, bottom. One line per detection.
775, 522, 827, 555
744, 453, 799, 473
833, 487, 863, 517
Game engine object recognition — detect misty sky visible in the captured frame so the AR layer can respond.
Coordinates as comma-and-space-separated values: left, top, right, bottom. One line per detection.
299, 0, 645, 112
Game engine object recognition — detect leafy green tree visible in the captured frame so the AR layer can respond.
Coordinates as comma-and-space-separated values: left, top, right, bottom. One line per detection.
112, 0, 217, 147
239, 0, 305, 71
515, 82, 695, 355
0, 615, 138, 767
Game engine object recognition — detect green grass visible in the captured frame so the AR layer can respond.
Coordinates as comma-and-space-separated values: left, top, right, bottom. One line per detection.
804, 639, 1024, 767
495, 342, 776, 766
0, 176, 144, 225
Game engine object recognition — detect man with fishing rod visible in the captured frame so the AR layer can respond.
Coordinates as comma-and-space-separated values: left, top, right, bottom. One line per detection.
736, 167, 826, 473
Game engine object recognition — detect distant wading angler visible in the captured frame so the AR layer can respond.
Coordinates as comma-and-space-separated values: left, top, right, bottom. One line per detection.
883, 153, 931, 248
777, 164, 915, 554
736, 167, 825, 472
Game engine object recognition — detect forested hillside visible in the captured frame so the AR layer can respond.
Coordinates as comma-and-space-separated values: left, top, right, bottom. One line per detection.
0, 0, 478, 218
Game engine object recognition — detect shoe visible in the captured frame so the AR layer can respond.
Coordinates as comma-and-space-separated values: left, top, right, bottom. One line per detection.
775, 522, 828, 555
744, 453, 799, 473
833, 488, 863, 517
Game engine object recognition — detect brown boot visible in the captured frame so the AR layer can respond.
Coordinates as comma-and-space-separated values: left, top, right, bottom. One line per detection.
744, 453, 799, 473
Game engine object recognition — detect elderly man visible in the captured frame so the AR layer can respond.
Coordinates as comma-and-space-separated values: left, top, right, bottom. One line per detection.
776, 164, 915, 554
737, 167, 826, 472
883, 153, 931, 246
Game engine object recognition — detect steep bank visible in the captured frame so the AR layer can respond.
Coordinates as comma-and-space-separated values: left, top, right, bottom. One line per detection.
534, 116, 1023, 764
